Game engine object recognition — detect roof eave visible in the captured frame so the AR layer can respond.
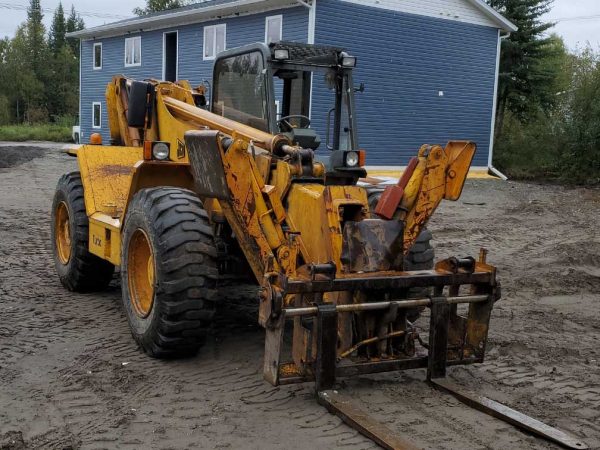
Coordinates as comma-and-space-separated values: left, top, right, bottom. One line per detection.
468, 0, 517, 32
67, 0, 299, 40
66, 0, 516, 40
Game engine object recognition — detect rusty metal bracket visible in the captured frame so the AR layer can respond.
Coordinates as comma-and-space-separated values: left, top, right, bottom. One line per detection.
430, 378, 589, 450
315, 304, 338, 392
427, 296, 450, 380
263, 314, 286, 386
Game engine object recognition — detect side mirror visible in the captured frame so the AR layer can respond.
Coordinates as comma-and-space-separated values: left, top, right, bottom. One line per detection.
127, 81, 152, 128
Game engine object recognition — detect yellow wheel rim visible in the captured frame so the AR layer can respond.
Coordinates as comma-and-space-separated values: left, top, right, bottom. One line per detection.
55, 201, 72, 265
128, 229, 155, 318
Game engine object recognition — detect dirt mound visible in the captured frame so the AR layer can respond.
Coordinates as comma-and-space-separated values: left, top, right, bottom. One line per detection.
0, 146, 47, 168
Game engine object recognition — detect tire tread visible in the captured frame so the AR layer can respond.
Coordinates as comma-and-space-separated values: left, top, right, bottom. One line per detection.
122, 187, 218, 358
52, 172, 114, 292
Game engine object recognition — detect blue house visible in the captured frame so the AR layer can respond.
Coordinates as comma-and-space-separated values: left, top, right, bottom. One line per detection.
69, 0, 516, 171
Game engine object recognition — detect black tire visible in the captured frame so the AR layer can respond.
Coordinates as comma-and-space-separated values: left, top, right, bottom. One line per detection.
121, 187, 218, 358
404, 229, 434, 322
51, 172, 115, 291
404, 228, 435, 271
366, 187, 435, 270
367, 187, 386, 213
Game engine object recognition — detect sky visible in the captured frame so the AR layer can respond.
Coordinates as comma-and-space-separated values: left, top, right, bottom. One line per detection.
0, 0, 599, 50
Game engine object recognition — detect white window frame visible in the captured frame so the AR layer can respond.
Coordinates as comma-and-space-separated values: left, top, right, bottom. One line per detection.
92, 102, 102, 129
265, 15, 283, 44
203, 24, 226, 61
93, 42, 102, 70
162, 30, 179, 81
124, 36, 142, 67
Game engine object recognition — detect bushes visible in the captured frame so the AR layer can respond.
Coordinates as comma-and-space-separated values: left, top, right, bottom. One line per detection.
494, 47, 600, 185
0, 124, 71, 142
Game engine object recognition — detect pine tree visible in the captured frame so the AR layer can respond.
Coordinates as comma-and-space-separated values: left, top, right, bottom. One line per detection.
48, 44, 79, 119
49, 2, 67, 55
26, 0, 47, 78
0, 2, 83, 123
133, 0, 190, 16
66, 5, 85, 55
487, 0, 557, 138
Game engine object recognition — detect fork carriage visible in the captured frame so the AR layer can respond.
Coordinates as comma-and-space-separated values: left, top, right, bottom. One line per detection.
260, 255, 499, 390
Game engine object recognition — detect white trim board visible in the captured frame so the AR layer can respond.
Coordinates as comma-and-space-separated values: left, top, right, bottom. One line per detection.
69, 0, 514, 41
488, 29, 502, 168
68, 0, 302, 40
336, 0, 516, 32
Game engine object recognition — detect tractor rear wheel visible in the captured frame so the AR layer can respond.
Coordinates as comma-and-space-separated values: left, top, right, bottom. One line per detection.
121, 187, 218, 358
404, 228, 435, 271
404, 229, 434, 322
51, 172, 115, 291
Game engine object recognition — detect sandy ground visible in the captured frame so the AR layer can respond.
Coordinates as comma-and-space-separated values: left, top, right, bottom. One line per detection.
0, 143, 598, 450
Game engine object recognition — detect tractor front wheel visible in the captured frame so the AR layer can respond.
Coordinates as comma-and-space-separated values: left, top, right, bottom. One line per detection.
51, 172, 115, 291
121, 188, 218, 358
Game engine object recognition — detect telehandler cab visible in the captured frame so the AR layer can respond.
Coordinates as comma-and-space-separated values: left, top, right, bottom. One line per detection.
51, 42, 587, 449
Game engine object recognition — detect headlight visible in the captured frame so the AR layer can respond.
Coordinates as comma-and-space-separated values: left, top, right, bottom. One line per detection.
273, 49, 290, 60
340, 52, 357, 68
345, 151, 359, 167
152, 142, 170, 160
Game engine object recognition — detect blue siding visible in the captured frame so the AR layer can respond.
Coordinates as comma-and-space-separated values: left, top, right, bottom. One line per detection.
80, 0, 498, 167
80, 6, 308, 142
312, 0, 498, 167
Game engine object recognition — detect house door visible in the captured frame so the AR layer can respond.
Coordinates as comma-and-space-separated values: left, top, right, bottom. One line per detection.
163, 32, 178, 82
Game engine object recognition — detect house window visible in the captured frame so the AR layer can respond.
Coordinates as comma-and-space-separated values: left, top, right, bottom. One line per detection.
203, 24, 226, 60
125, 36, 142, 67
93, 42, 102, 70
92, 102, 101, 129
265, 15, 282, 44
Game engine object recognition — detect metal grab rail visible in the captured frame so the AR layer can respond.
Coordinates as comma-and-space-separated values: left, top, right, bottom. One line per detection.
283, 294, 489, 318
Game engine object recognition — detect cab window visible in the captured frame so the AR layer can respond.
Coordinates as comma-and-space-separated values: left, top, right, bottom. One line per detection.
212, 51, 269, 132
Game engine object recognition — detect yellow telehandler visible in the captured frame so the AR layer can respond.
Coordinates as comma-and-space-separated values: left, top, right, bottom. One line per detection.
51, 42, 587, 449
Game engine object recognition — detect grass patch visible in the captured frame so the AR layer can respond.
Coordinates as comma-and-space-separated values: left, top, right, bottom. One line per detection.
0, 124, 72, 143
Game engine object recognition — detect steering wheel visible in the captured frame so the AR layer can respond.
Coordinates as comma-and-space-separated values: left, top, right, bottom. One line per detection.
278, 115, 311, 132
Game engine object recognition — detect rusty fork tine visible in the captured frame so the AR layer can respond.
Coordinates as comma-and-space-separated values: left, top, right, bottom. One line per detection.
430, 379, 589, 450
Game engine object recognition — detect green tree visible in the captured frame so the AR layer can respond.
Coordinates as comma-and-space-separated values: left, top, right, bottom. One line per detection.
487, 0, 557, 138
5, 25, 45, 122
66, 5, 85, 55
26, 0, 48, 79
48, 45, 79, 118
562, 48, 600, 183
49, 2, 67, 55
0, 2, 83, 124
133, 0, 191, 16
